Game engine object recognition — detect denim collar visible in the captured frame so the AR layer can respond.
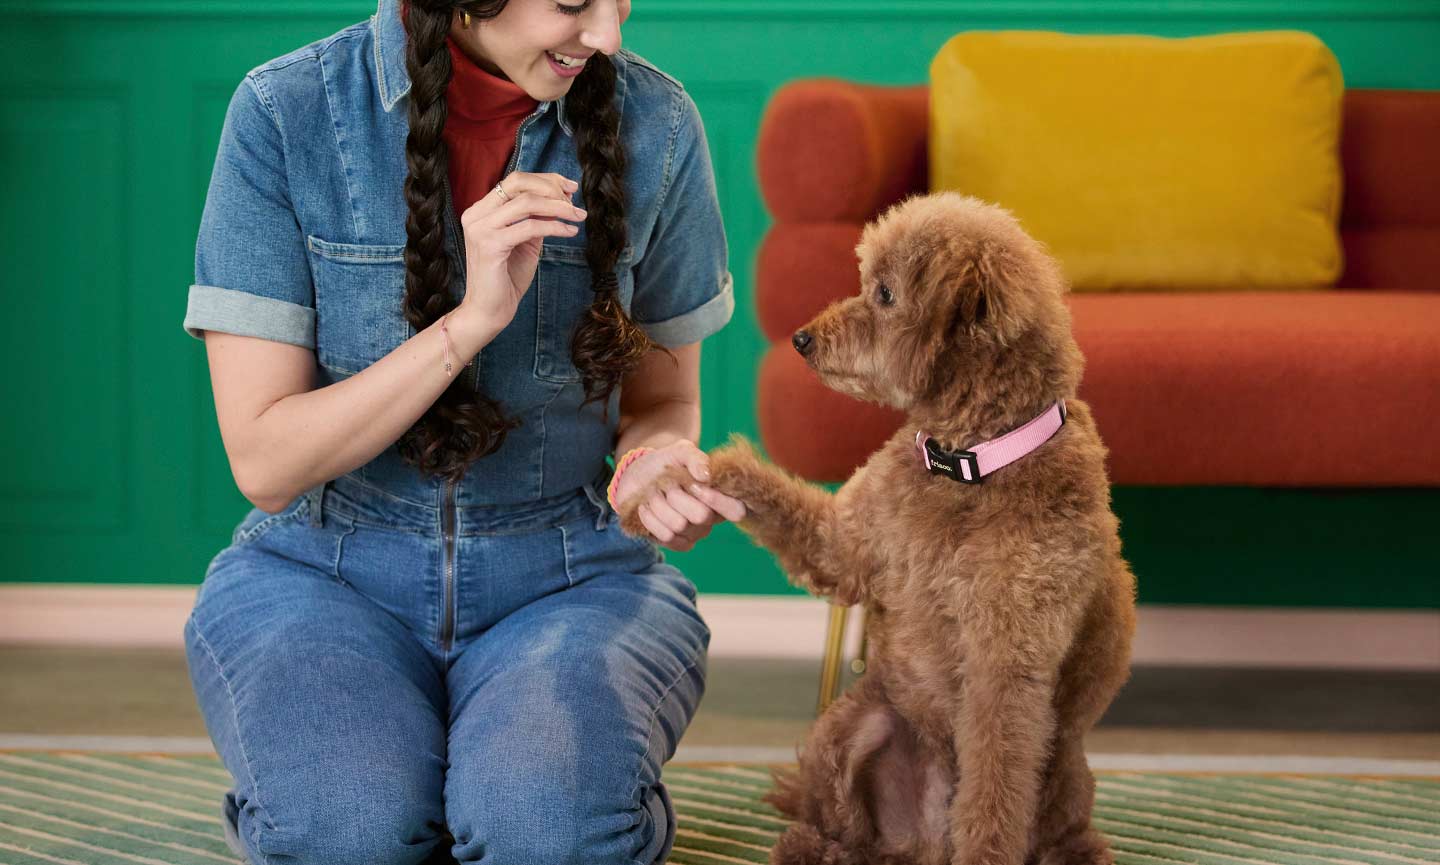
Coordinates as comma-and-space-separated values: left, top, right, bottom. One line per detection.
372, 0, 574, 136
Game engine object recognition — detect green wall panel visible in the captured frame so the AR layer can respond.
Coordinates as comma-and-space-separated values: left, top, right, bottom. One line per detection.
2, 0, 1437, 606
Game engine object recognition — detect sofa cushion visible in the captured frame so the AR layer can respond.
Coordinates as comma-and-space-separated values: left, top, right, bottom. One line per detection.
930, 31, 1344, 292
757, 292, 1440, 486
1339, 90, 1440, 291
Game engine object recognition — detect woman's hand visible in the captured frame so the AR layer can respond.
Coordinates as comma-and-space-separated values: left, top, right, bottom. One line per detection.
615, 440, 747, 552
457, 171, 587, 335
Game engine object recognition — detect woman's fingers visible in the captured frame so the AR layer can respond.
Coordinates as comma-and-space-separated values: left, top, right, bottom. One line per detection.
492, 219, 580, 251
645, 496, 690, 535
681, 447, 712, 484
689, 483, 747, 522
665, 486, 714, 526
465, 194, 586, 245
638, 503, 699, 550
638, 503, 672, 544
490, 192, 587, 228
461, 172, 578, 225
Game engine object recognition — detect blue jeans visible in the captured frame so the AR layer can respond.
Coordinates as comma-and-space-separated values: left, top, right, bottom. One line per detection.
184, 470, 709, 865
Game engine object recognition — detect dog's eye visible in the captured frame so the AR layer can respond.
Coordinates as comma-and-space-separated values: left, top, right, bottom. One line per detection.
877, 283, 894, 306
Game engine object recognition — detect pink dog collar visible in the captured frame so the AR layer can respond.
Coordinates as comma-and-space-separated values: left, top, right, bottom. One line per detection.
916, 400, 1067, 484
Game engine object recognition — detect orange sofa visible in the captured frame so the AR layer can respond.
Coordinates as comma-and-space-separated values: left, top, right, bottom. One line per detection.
754, 84, 1440, 492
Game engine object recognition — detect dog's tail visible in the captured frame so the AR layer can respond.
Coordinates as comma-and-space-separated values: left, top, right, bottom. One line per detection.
764, 761, 814, 820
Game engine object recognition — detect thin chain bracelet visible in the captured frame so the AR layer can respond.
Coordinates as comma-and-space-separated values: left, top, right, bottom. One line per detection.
440, 313, 470, 377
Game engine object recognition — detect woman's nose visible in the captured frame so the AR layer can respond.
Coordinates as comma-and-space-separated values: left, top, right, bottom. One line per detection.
579, 2, 622, 55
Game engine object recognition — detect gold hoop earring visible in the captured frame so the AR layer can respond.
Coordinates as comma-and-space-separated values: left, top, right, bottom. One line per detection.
460, 10, 472, 28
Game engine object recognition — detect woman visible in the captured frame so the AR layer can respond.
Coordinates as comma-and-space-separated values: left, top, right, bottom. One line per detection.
180, 0, 743, 862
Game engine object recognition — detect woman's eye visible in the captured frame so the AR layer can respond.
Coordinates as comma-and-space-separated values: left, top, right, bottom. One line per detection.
878, 284, 894, 305
555, 1, 588, 14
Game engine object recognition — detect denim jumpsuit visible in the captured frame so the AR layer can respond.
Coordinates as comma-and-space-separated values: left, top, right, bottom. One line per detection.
179, 0, 734, 861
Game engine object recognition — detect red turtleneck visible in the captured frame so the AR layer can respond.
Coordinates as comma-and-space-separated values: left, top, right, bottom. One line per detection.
399, 1, 539, 221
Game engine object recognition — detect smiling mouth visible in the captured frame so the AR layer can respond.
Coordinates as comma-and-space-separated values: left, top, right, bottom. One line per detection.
546, 50, 588, 69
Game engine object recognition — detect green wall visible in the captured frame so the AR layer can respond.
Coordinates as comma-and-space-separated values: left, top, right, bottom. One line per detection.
2, 0, 1437, 606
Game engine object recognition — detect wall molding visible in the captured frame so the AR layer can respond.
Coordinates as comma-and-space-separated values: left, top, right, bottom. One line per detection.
3, 585, 1436, 670
4, 1, 1436, 20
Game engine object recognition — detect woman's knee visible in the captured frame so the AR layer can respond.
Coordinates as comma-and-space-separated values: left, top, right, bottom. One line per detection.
233, 782, 446, 865
449, 783, 672, 865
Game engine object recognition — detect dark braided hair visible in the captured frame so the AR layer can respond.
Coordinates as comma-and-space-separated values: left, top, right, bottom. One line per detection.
399, 0, 657, 483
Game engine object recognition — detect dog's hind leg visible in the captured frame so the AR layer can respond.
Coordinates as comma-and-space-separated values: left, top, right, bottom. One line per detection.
1027, 738, 1111, 865
768, 676, 952, 865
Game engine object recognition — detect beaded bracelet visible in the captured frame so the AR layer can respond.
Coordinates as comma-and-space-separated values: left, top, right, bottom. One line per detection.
606, 446, 654, 510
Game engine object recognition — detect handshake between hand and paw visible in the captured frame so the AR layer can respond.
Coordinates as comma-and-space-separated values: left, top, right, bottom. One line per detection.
613, 435, 792, 551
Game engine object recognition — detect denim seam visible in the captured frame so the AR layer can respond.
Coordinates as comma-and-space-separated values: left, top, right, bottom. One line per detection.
329, 514, 356, 586
558, 522, 576, 589
626, 654, 702, 865
371, 14, 408, 111
328, 508, 591, 539
244, 75, 285, 149
650, 89, 687, 227
532, 270, 582, 385
333, 472, 433, 509
250, 52, 317, 78
618, 49, 685, 92
242, 72, 300, 267
534, 384, 568, 490
233, 499, 309, 547
306, 238, 406, 262
317, 50, 363, 240
248, 22, 363, 80
189, 616, 278, 865
325, 513, 429, 536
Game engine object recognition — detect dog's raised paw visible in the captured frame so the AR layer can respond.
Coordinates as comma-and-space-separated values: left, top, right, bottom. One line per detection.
707, 435, 774, 506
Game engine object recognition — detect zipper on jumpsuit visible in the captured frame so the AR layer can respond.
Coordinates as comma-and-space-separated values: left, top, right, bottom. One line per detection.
435, 109, 542, 654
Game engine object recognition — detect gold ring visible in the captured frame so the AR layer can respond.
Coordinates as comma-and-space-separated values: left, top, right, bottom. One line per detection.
494, 181, 509, 202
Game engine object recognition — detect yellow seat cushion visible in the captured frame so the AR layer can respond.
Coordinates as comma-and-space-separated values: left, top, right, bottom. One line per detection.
930, 31, 1344, 291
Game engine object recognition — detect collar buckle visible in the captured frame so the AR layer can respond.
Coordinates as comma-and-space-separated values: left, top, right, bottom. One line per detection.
922, 438, 983, 484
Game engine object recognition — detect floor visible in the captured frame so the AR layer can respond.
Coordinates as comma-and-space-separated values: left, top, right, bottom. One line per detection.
2, 646, 1437, 762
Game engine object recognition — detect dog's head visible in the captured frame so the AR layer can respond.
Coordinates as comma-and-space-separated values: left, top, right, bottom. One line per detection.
792, 192, 1081, 417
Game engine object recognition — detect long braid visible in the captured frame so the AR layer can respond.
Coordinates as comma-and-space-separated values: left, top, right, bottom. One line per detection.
567, 53, 664, 409
397, 0, 517, 482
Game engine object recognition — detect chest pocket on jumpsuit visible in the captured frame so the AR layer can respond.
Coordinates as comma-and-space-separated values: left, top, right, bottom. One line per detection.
533, 241, 635, 384
306, 235, 412, 376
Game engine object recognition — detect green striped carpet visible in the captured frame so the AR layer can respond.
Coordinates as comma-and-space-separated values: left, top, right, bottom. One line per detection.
0, 751, 1437, 864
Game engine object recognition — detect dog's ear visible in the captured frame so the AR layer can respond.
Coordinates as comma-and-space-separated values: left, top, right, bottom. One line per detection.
938, 239, 1026, 343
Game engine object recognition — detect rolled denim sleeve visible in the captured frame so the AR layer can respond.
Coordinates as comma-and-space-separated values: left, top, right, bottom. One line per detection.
630, 89, 734, 349
183, 75, 315, 349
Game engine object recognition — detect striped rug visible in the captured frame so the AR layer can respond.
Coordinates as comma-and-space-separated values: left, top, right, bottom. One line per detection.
0, 752, 1436, 864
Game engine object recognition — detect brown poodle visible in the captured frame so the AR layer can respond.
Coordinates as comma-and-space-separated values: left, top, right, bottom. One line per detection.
619, 192, 1136, 865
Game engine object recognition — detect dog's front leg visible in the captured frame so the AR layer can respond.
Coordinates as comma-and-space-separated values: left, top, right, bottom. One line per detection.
949, 657, 1060, 865
707, 435, 872, 606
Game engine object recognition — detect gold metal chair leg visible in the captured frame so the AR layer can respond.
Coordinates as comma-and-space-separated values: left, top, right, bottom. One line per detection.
850, 606, 869, 676
818, 602, 849, 714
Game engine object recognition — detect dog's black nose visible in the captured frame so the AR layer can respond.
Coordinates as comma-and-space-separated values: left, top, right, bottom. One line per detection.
792, 330, 814, 356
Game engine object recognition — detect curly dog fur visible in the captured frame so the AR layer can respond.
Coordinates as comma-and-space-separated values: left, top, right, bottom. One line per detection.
623, 193, 1137, 865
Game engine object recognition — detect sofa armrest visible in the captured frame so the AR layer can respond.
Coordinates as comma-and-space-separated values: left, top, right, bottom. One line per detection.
757, 80, 929, 223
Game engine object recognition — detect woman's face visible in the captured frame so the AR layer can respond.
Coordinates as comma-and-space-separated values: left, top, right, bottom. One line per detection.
452, 0, 632, 102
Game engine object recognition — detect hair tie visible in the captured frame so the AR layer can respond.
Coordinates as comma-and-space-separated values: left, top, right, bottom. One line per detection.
592, 272, 619, 295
